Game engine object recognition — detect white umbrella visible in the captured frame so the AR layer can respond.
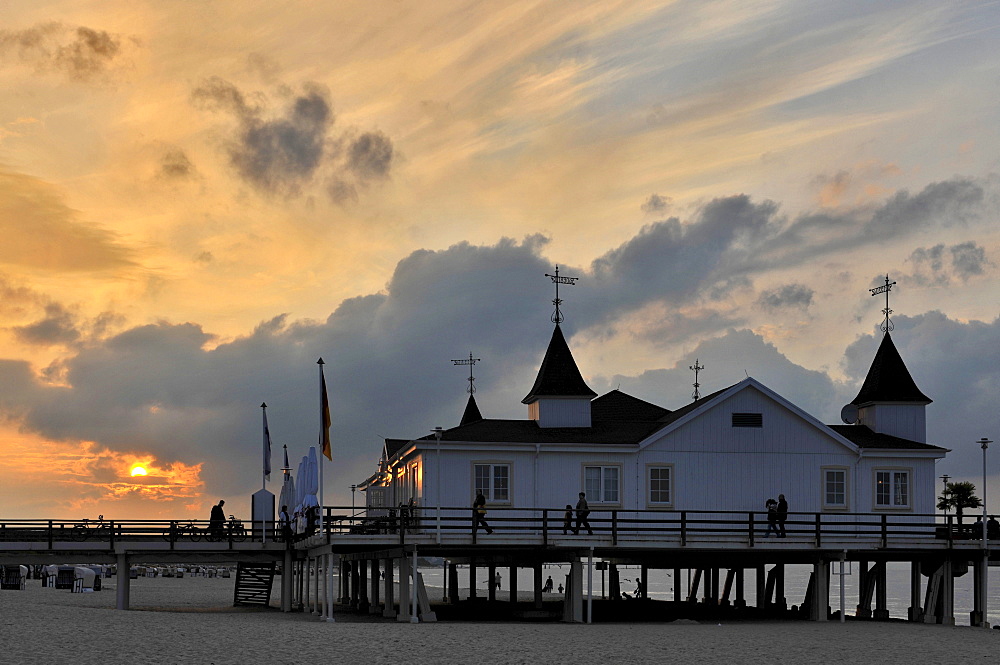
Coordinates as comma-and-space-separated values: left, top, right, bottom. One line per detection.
303, 446, 320, 509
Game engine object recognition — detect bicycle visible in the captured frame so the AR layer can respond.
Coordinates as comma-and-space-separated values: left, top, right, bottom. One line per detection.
71, 515, 111, 541
162, 521, 202, 542
204, 515, 247, 542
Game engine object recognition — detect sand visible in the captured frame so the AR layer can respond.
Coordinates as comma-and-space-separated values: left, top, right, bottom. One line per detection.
3, 574, 999, 664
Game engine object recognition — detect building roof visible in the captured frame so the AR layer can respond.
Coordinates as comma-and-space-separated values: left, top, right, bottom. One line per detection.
590, 389, 670, 421
521, 324, 597, 403
828, 424, 946, 451
851, 332, 932, 405
460, 394, 483, 425
385, 438, 410, 459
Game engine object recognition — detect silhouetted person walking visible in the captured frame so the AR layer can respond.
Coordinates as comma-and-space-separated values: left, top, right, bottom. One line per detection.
210, 499, 225, 539
473, 491, 492, 535
776, 494, 788, 538
575, 492, 592, 535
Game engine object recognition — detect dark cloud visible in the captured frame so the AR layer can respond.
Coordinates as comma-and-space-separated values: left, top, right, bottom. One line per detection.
641, 193, 670, 214
756, 284, 814, 311
12, 303, 80, 346
0, 23, 127, 81
193, 78, 396, 201
950, 241, 989, 280
346, 131, 393, 180
904, 241, 991, 287
193, 79, 333, 196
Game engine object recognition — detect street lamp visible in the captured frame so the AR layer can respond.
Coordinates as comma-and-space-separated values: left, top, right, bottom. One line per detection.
351, 484, 357, 516
978, 437, 992, 629
940, 474, 950, 515
979, 438, 992, 545
433, 427, 444, 544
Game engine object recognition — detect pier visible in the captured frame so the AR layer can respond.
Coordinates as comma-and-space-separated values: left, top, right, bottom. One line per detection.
2, 506, 997, 625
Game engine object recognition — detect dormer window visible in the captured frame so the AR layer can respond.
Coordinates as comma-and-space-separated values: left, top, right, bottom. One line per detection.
732, 412, 763, 428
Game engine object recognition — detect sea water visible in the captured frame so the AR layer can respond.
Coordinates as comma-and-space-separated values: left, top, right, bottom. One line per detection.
407, 561, 1000, 626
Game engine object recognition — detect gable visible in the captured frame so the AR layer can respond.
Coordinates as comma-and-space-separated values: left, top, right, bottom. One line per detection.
639, 379, 859, 457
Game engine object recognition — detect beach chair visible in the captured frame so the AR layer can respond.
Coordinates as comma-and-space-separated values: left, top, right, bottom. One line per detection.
1, 565, 26, 590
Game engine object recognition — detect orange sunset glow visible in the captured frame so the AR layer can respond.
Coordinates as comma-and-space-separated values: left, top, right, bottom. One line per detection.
2, 2, 1000, 521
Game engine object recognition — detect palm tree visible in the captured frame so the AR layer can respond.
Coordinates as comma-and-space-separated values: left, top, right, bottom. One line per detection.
937, 481, 982, 524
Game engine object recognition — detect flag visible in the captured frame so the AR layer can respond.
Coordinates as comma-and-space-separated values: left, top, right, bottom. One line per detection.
319, 359, 332, 460
262, 402, 272, 481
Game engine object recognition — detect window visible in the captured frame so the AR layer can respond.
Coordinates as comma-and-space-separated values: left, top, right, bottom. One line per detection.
823, 468, 847, 508
732, 413, 763, 427
875, 470, 909, 508
474, 463, 510, 502
584, 465, 620, 503
648, 466, 672, 506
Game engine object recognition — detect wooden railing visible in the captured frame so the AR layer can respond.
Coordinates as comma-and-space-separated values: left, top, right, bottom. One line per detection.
2, 510, 997, 550
316, 507, 1000, 549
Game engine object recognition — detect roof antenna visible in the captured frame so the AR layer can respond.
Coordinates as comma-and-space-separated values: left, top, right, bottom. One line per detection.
869, 274, 896, 334
690, 358, 704, 401
744, 369, 749, 378
545, 265, 579, 324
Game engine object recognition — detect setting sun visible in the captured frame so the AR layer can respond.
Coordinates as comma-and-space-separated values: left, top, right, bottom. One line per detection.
130, 466, 148, 477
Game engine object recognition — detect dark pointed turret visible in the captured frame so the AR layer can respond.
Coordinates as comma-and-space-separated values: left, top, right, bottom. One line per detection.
851, 332, 931, 405
851, 332, 931, 443
522, 325, 596, 427
460, 394, 483, 425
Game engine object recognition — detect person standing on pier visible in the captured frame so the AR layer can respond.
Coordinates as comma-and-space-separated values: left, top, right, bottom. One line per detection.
563, 504, 573, 534
575, 492, 593, 535
279, 505, 292, 544
764, 498, 779, 538
473, 491, 492, 535
776, 494, 788, 538
210, 500, 225, 538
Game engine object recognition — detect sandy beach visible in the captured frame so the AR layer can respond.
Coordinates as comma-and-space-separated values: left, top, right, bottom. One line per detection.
3, 573, 999, 665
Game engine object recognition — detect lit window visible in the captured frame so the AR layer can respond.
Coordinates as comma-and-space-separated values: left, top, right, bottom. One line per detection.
875, 470, 909, 508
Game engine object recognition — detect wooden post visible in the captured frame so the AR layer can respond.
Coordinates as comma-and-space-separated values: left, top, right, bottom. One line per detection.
940, 558, 955, 626
534, 563, 543, 608
488, 565, 497, 602
673, 567, 682, 602
448, 563, 459, 604
470, 560, 477, 600
908, 560, 922, 621
382, 558, 396, 619
509, 565, 518, 604
281, 548, 294, 612
115, 553, 130, 610
397, 556, 411, 622
370, 559, 380, 614
640, 565, 648, 600
874, 561, 889, 620
809, 559, 829, 621
358, 559, 370, 613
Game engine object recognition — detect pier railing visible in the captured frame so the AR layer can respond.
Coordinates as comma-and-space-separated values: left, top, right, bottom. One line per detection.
2, 510, 995, 550
0, 518, 266, 548
317, 506, 999, 549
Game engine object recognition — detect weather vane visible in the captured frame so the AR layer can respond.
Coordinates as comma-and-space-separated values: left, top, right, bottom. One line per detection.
690, 358, 704, 401
869, 274, 896, 333
545, 265, 579, 324
451, 353, 481, 394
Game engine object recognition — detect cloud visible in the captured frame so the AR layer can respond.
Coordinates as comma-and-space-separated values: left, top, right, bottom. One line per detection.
756, 284, 814, 311
158, 149, 196, 180
346, 131, 394, 180
12, 303, 80, 346
904, 241, 991, 287
0, 168, 135, 272
193, 78, 334, 197
640, 193, 671, 214
0, 23, 129, 82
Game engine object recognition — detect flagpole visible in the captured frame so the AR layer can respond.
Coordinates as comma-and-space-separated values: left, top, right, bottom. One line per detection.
317, 358, 332, 539
261, 402, 268, 492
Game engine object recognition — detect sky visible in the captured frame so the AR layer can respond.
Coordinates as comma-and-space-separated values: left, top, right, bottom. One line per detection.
2, 1, 1000, 520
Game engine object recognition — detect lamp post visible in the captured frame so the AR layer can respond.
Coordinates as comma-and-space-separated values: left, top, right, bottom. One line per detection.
433, 427, 444, 544
979, 439, 991, 545
978, 437, 992, 629
940, 474, 950, 515
351, 484, 357, 516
